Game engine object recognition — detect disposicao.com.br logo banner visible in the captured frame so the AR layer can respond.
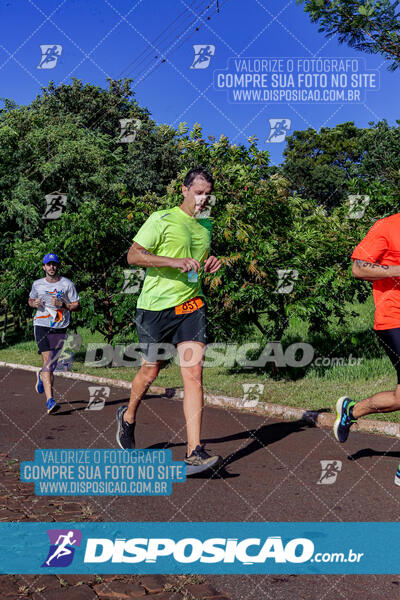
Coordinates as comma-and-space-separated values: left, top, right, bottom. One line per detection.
0, 522, 397, 574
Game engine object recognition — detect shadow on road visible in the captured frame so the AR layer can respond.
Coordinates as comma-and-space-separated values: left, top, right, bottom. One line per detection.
216, 420, 309, 468
348, 448, 400, 461
146, 419, 311, 478
53, 396, 129, 415
54, 393, 169, 415
51, 395, 312, 479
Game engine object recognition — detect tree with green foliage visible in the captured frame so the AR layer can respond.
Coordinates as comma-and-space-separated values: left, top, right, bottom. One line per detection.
0, 78, 181, 263
30, 78, 182, 197
282, 118, 400, 218
282, 121, 365, 210
0, 200, 137, 343
297, 0, 400, 70
0, 80, 382, 359
124, 125, 369, 348
0, 78, 183, 339
358, 119, 400, 205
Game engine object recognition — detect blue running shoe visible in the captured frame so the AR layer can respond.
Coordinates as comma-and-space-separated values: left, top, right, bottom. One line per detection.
395, 464, 400, 487
333, 396, 357, 443
46, 397, 60, 414
35, 370, 44, 394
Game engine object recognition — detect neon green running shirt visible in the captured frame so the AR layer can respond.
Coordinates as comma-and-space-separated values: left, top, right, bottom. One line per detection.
133, 206, 212, 311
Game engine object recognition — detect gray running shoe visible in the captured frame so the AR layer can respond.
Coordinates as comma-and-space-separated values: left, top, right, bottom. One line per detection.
184, 444, 222, 476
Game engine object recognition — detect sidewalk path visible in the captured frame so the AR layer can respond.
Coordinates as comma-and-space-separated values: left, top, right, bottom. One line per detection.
1, 366, 399, 599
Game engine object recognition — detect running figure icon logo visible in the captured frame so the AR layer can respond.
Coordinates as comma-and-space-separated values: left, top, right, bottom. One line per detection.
348, 194, 370, 219
42, 529, 82, 567
121, 268, 146, 294
118, 118, 141, 143
241, 383, 264, 408
86, 386, 110, 411
190, 45, 216, 69
274, 269, 299, 294
43, 193, 67, 220
266, 119, 291, 143
317, 460, 342, 485
37, 45, 62, 69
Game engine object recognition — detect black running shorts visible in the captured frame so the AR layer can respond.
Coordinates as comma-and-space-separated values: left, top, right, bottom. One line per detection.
34, 325, 68, 354
375, 327, 400, 384
135, 301, 206, 363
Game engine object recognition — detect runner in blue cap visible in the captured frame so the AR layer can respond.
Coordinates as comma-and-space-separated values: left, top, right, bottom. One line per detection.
28, 253, 80, 413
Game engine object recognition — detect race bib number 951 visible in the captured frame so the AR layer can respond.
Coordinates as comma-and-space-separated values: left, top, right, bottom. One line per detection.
175, 297, 204, 315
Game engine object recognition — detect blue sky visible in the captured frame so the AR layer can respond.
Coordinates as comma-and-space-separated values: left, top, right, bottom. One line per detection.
0, 0, 397, 165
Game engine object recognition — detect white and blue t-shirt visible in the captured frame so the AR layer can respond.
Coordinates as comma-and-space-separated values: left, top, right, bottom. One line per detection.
29, 277, 79, 328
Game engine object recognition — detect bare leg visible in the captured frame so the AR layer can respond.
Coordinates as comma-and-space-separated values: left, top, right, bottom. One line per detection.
177, 342, 205, 456
124, 361, 162, 424
41, 351, 54, 400
353, 385, 400, 418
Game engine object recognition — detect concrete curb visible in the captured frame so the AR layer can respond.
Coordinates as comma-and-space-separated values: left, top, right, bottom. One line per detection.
2, 360, 400, 439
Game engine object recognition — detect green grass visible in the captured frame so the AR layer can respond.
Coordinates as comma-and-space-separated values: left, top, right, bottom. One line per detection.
2, 297, 400, 423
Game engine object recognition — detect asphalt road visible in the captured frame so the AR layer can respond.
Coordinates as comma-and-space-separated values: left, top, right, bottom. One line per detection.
1, 365, 400, 599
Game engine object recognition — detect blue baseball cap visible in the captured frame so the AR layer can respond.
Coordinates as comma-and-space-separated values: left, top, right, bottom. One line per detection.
43, 253, 60, 265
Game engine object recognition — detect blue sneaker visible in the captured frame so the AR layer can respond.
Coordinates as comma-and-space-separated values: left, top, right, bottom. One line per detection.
35, 370, 44, 394
395, 464, 400, 487
46, 397, 60, 414
333, 396, 357, 443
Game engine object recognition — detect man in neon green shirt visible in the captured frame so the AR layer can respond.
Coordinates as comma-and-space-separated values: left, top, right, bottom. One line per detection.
116, 167, 223, 475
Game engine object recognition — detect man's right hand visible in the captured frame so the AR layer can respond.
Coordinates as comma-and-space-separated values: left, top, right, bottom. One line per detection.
171, 258, 201, 273
31, 298, 43, 308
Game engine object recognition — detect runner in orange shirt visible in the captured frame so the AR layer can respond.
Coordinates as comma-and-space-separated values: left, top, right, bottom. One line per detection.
333, 213, 400, 485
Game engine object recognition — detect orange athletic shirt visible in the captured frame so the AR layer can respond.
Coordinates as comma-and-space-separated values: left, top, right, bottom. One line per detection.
351, 213, 400, 330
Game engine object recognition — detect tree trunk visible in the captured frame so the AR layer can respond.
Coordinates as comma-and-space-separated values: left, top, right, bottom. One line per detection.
1, 312, 7, 344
